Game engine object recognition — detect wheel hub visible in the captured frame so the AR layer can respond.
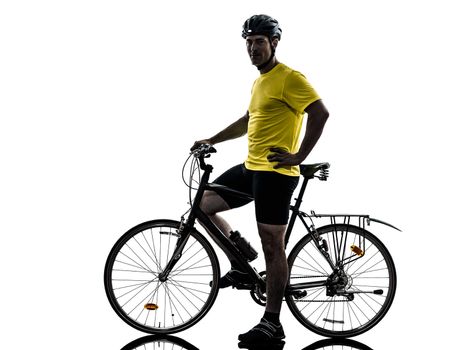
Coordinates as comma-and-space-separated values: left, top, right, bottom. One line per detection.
326, 269, 353, 296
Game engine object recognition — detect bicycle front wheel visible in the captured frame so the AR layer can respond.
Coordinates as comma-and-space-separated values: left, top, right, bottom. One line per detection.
286, 224, 396, 337
104, 219, 220, 334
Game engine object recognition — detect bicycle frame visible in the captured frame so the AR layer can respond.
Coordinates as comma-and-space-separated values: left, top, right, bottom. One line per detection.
159, 152, 400, 295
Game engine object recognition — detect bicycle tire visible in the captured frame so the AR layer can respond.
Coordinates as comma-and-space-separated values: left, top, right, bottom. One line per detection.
104, 219, 220, 334
286, 224, 396, 337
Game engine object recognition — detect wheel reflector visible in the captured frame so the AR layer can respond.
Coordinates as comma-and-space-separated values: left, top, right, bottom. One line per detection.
144, 303, 158, 310
350, 244, 364, 256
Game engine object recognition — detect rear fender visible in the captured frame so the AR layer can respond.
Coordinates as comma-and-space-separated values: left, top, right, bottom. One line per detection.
368, 217, 402, 232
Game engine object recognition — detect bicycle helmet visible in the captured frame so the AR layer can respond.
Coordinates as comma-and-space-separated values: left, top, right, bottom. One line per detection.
242, 14, 282, 40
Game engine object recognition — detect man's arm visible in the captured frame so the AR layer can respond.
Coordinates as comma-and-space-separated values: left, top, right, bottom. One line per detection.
191, 111, 249, 150
268, 100, 329, 168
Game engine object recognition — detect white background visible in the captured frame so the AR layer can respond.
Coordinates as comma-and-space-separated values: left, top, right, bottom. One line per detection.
1, 0, 467, 349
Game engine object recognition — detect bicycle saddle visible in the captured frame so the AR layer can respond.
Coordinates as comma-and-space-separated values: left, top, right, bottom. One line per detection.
300, 162, 330, 179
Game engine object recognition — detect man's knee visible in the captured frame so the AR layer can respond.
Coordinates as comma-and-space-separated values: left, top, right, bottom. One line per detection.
258, 223, 287, 256
200, 191, 230, 216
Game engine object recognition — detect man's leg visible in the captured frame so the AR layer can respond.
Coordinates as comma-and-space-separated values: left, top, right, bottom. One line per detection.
199, 190, 251, 287
199, 190, 233, 237
238, 222, 288, 344
238, 170, 298, 344
257, 223, 288, 314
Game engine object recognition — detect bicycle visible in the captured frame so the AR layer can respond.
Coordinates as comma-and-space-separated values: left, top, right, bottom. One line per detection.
104, 144, 399, 338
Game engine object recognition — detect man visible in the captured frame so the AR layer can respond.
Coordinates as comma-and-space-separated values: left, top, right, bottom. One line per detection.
192, 14, 329, 344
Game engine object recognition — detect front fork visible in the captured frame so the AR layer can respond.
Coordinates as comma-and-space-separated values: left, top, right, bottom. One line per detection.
158, 220, 189, 282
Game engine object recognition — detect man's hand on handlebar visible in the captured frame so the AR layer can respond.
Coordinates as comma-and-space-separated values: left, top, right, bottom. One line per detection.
191, 139, 213, 152
190, 141, 217, 157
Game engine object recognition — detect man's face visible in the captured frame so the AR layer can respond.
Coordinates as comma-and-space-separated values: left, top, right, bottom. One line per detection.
246, 34, 277, 67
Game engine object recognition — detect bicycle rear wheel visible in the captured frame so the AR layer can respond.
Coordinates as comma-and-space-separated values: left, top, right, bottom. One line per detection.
104, 219, 220, 334
286, 224, 396, 337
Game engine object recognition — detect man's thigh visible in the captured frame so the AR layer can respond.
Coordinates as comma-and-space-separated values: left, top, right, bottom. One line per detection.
211, 163, 253, 209
200, 190, 231, 215
252, 171, 299, 225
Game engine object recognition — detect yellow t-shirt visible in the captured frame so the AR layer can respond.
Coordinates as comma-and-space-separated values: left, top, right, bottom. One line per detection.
245, 63, 321, 176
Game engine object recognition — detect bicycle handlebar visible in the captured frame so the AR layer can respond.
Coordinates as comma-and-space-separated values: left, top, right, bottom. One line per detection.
191, 144, 217, 158
190, 144, 217, 171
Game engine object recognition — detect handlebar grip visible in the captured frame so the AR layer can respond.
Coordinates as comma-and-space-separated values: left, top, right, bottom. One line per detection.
193, 143, 217, 156
203, 144, 217, 153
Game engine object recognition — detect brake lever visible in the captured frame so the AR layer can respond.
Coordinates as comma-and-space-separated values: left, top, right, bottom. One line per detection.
190, 144, 217, 157
206, 145, 217, 153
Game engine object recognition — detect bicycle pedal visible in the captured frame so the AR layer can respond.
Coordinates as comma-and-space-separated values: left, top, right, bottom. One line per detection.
286, 289, 308, 299
293, 290, 307, 299
285, 287, 307, 299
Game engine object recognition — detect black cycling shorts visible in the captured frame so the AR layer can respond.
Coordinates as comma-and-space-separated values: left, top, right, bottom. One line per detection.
212, 163, 299, 225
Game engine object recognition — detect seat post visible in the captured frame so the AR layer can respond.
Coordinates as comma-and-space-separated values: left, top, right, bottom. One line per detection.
285, 176, 309, 248
293, 177, 309, 212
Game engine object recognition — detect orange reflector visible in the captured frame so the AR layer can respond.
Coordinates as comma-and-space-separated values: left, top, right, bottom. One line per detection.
350, 245, 364, 256
144, 303, 158, 310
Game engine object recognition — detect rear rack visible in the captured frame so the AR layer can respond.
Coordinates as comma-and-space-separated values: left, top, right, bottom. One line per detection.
300, 211, 371, 266
310, 211, 370, 235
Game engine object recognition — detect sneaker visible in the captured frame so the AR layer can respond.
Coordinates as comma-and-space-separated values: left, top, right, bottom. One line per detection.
238, 318, 285, 344
217, 269, 251, 288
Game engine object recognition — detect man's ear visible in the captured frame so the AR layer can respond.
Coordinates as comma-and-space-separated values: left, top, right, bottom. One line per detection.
271, 37, 279, 49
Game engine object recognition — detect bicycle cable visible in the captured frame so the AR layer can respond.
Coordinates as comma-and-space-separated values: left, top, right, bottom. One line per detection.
181, 152, 202, 207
